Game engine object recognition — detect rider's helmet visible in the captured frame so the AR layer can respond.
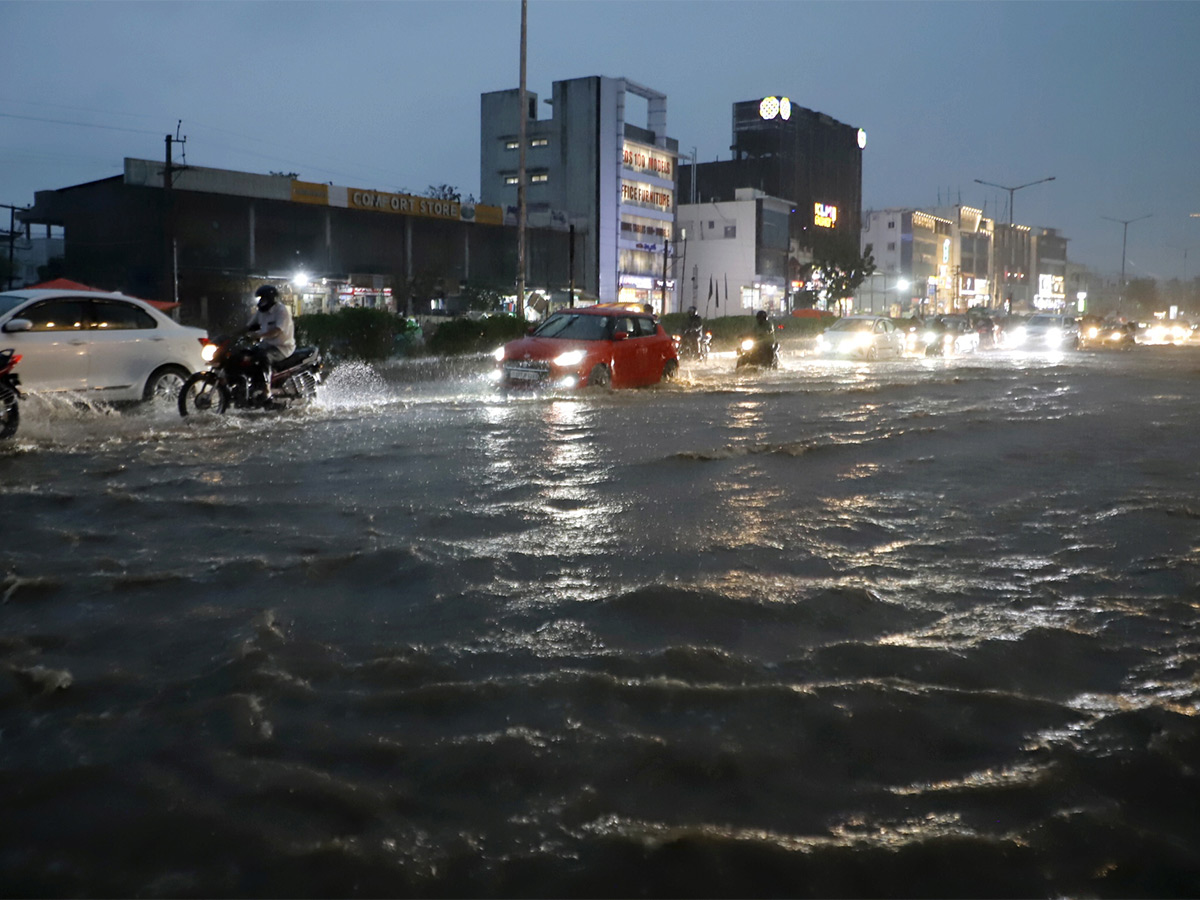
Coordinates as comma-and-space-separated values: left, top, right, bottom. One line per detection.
255, 284, 279, 311
688, 306, 698, 316
756, 310, 768, 324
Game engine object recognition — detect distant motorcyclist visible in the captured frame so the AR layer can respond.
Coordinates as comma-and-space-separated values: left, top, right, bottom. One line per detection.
246, 285, 295, 402
685, 306, 703, 332
753, 310, 774, 340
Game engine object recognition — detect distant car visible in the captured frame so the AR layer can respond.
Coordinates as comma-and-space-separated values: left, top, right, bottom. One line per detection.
0, 289, 209, 403
814, 315, 905, 360
1008, 314, 1081, 350
494, 304, 678, 389
1139, 320, 1193, 345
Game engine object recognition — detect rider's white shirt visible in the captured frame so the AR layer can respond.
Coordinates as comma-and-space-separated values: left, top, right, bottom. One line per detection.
250, 303, 296, 356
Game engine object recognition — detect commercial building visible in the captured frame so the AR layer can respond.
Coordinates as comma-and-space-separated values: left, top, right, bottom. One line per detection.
675, 188, 791, 317
19, 159, 571, 331
480, 76, 679, 310
679, 97, 865, 266
861, 208, 960, 314
1032, 227, 1069, 311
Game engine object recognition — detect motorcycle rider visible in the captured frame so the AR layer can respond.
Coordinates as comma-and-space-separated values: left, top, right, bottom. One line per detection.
246, 285, 295, 402
686, 306, 703, 332
753, 310, 774, 341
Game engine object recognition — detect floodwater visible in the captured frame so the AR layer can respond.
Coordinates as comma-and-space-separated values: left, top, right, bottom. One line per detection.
2, 344, 1199, 898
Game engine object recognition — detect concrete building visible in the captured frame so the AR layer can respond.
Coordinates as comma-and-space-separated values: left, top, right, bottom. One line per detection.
480, 76, 679, 311
19, 159, 571, 331
1032, 227, 1069, 311
3, 225, 64, 289
676, 188, 791, 317
861, 208, 958, 314
679, 97, 864, 262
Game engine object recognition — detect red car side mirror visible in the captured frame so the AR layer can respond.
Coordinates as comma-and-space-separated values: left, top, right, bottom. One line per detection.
613, 331, 629, 340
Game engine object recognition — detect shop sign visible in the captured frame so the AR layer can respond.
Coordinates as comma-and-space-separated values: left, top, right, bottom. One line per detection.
622, 142, 674, 179
621, 180, 673, 213
291, 181, 329, 205
814, 203, 838, 228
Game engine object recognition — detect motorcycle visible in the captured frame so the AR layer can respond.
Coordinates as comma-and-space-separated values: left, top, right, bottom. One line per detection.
178, 332, 322, 417
673, 325, 712, 362
735, 334, 780, 369
0, 348, 21, 439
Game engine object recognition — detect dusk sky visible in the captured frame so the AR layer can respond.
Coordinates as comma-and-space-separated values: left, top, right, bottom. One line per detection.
2, 1, 1198, 283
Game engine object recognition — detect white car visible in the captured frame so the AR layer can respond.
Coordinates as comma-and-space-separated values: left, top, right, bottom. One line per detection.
1008, 314, 1081, 350
815, 315, 906, 360
0, 289, 208, 403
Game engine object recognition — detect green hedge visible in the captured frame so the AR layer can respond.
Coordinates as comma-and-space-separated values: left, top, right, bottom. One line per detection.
296, 308, 419, 361
426, 314, 529, 356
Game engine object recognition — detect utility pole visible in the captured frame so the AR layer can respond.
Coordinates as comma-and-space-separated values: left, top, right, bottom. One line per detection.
974, 176, 1054, 311
163, 124, 187, 306
660, 238, 669, 314
516, 0, 528, 320
1101, 213, 1152, 312
1, 204, 24, 290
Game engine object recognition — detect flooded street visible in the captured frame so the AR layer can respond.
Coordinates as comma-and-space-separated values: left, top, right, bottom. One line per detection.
2, 346, 1199, 897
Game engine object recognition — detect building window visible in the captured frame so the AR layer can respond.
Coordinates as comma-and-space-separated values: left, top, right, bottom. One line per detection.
504, 176, 519, 185
887, 220, 896, 229
887, 242, 896, 251
531, 138, 548, 147
505, 140, 519, 150
724, 225, 737, 239
531, 173, 548, 183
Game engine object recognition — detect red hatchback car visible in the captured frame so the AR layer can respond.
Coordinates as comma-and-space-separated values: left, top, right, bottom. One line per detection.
495, 304, 679, 389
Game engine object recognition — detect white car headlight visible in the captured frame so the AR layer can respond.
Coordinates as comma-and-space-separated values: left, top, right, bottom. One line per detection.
1045, 328, 1063, 347
493, 346, 506, 361
553, 349, 586, 367
1087, 326, 1100, 340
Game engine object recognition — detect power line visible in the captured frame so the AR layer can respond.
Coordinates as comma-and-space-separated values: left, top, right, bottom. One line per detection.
0, 111, 161, 137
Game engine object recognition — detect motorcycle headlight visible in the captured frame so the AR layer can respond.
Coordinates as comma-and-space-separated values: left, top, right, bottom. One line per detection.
741, 338, 756, 352
553, 349, 586, 367
1109, 330, 1123, 341
201, 343, 218, 362
1086, 326, 1099, 340
924, 332, 937, 344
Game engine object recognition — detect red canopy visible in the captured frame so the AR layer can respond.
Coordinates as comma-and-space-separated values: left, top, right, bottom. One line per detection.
27, 278, 180, 311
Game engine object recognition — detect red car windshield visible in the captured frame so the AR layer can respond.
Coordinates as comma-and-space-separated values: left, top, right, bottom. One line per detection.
533, 314, 611, 341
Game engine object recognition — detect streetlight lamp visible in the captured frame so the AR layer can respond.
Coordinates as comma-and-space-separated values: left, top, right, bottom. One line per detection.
1101, 213, 1152, 312
974, 176, 1055, 312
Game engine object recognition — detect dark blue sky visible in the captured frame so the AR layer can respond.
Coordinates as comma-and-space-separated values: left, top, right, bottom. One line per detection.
2, 1, 1197, 282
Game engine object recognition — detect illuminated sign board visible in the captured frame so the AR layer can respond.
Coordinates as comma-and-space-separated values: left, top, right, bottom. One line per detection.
621, 179, 673, 213
814, 202, 838, 228
759, 96, 792, 120
943, 238, 951, 264
622, 141, 674, 179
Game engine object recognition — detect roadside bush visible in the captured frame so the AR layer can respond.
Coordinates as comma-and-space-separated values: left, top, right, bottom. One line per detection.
296, 307, 417, 361
427, 314, 528, 356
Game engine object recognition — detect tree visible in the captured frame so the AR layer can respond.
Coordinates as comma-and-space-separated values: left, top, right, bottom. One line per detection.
1127, 277, 1158, 313
460, 280, 506, 312
813, 243, 876, 315
425, 184, 477, 204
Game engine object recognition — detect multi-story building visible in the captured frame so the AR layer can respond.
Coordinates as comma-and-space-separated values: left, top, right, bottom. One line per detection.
676, 188, 791, 317
860, 208, 958, 314
480, 76, 679, 310
1032, 227, 1069, 311
18, 158, 570, 331
679, 97, 864, 261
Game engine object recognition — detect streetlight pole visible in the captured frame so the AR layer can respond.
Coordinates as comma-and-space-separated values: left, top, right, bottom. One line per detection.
974, 176, 1055, 312
1101, 213, 1151, 312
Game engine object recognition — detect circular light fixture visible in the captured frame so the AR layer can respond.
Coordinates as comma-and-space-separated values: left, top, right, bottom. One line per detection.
759, 96, 780, 120
857, 128, 867, 149
779, 97, 792, 120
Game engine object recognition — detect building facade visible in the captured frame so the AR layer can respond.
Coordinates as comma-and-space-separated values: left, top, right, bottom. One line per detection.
480, 76, 679, 310
679, 97, 864, 261
19, 159, 571, 331
676, 188, 791, 317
